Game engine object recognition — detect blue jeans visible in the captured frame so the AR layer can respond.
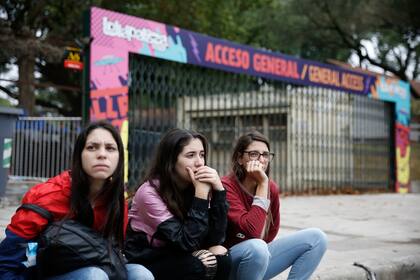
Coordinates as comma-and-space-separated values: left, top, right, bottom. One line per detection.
46, 263, 154, 280
229, 228, 327, 280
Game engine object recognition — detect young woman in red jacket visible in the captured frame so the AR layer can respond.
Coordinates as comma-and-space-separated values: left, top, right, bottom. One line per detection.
222, 131, 327, 280
0, 121, 153, 280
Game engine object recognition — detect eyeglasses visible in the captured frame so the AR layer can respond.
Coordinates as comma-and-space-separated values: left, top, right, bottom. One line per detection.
243, 150, 275, 161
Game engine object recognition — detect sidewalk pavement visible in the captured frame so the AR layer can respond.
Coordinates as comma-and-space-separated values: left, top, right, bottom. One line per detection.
273, 193, 420, 280
1, 193, 420, 279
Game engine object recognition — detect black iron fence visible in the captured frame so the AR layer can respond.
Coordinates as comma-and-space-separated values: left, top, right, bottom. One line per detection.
128, 54, 394, 194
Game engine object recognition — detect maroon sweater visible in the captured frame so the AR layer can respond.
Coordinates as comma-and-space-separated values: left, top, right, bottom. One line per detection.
222, 174, 280, 248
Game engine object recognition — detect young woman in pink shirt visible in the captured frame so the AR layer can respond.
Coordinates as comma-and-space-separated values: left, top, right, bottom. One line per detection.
125, 128, 231, 279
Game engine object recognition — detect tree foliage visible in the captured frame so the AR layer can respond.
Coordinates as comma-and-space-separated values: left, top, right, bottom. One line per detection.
0, 0, 419, 116
0, 0, 96, 115
260, 0, 420, 81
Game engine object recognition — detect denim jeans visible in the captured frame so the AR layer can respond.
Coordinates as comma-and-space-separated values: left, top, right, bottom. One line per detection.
229, 228, 327, 280
46, 263, 154, 280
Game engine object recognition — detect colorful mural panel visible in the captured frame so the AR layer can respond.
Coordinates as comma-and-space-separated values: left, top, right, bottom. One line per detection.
370, 77, 411, 193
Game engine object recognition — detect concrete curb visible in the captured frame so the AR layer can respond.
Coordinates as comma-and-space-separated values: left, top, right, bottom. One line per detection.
310, 255, 420, 280
3, 179, 42, 206
374, 255, 420, 280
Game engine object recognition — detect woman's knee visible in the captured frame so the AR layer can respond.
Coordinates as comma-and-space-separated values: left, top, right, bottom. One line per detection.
73, 267, 109, 280
126, 263, 154, 280
46, 267, 108, 280
304, 228, 328, 252
243, 239, 270, 263
209, 245, 228, 255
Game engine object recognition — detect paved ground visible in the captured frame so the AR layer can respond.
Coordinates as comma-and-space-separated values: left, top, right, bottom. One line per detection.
0, 206, 15, 239
273, 193, 420, 280
1, 193, 420, 279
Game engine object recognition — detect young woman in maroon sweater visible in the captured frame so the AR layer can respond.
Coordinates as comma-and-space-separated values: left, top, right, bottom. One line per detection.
222, 131, 327, 280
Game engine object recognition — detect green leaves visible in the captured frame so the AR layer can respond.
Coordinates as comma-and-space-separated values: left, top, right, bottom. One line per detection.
0, 0, 418, 115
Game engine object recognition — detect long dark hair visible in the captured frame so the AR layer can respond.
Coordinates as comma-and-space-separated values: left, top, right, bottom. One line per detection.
143, 128, 208, 219
70, 121, 125, 248
232, 130, 271, 182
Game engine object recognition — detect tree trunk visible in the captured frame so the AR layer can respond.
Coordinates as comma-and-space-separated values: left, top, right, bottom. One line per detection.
18, 56, 35, 115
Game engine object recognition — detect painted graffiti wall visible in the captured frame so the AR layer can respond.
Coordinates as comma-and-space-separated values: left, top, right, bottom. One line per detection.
87, 7, 410, 191
370, 77, 411, 192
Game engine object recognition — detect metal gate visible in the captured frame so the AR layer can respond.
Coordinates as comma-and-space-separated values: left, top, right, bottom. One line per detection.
128, 54, 394, 194
10, 117, 82, 181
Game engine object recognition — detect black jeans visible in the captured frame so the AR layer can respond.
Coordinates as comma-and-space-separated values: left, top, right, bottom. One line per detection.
125, 225, 231, 279
144, 252, 230, 280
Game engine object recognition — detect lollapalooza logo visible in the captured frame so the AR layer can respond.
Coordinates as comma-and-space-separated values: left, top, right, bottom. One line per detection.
102, 17, 169, 51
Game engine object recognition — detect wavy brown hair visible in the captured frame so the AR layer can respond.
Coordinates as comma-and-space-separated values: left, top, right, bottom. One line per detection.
142, 128, 208, 220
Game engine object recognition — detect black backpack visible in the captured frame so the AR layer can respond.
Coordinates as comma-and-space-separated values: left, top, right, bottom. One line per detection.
18, 204, 128, 280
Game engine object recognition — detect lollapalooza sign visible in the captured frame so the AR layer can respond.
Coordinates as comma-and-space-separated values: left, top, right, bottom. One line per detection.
92, 9, 374, 96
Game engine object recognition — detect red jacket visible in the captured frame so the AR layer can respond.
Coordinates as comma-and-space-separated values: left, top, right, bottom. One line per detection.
0, 171, 128, 279
222, 174, 280, 248
8, 171, 128, 239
